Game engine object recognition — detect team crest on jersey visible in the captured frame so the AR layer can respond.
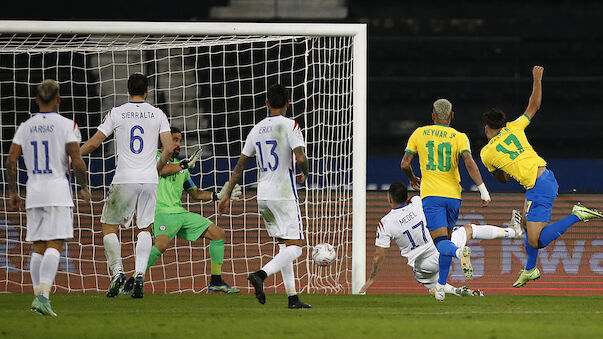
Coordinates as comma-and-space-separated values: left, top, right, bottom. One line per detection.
159, 225, 167, 231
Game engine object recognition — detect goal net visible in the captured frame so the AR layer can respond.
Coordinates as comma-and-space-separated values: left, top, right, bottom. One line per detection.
0, 22, 367, 295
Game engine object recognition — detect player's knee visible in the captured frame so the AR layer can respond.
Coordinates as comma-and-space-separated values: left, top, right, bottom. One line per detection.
154, 236, 170, 252
528, 237, 539, 249
213, 225, 225, 240
462, 224, 473, 239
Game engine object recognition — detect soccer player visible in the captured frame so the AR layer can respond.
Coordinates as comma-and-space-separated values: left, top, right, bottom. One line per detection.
480, 65, 603, 287
80, 73, 174, 298
6, 79, 91, 316
121, 126, 242, 294
218, 84, 311, 309
401, 98, 492, 301
359, 183, 522, 298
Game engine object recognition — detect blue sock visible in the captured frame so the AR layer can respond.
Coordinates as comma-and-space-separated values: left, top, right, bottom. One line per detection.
434, 237, 459, 257
537, 215, 580, 248
524, 233, 538, 271
437, 254, 452, 285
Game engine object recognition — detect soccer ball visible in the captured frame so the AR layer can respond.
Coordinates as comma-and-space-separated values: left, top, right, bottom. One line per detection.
312, 243, 336, 266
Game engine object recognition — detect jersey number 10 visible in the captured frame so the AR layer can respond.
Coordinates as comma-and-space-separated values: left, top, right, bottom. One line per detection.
425, 141, 452, 172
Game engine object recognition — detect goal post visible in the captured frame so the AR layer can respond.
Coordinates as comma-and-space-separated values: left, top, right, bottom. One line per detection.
0, 20, 366, 295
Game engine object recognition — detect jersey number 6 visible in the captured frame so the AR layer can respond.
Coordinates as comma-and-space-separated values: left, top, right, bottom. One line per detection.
130, 125, 144, 154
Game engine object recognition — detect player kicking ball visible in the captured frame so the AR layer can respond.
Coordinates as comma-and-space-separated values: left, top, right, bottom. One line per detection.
480, 65, 603, 287
121, 127, 241, 294
7, 79, 91, 315
360, 183, 523, 299
219, 84, 311, 309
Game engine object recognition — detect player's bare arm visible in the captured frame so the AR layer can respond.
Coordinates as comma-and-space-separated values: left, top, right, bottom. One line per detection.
523, 65, 544, 120
66, 142, 91, 203
156, 131, 175, 173
218, 154, 250, 214
461, 151, 491, 207
188, 188, 213, 201
359, 246, 386, 293
400, 151, 421, 190
6, 143, 23, 210
293, 146, 309, 183
491, 168, 511, 184
80, 130, 107, 156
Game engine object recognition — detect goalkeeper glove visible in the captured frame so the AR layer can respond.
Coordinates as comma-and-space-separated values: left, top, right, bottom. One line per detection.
215, 182, 242, 201
179, 148, 202, 169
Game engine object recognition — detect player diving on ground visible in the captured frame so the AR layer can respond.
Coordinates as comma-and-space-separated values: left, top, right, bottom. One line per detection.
359, 183, 523, 297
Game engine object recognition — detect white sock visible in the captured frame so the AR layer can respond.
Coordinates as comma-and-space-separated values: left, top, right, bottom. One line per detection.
38, 248, 60, 299
444, 283, 457, 295
278, 244, 297, 296
30, 252, 43, 295
261, 245, 302, 277
103, 233, 123, 275
451, 226, 467, 248
471, 224, 503, 240
135, 231, 152, 277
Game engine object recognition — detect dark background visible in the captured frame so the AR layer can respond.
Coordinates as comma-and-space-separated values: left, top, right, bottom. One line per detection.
2, 0, 602, 190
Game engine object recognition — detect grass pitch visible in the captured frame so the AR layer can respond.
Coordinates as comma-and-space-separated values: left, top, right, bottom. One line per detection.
1, 294, 601, 338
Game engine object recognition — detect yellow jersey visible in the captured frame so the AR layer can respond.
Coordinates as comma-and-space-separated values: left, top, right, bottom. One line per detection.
405, 124, 471, 199
480, 114, 547, 190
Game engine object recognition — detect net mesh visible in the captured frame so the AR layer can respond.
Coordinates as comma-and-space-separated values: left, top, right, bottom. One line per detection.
0, 33, 354, 294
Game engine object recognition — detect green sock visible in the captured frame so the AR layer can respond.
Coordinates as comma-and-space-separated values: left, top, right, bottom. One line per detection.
146, 246, 162, 271
209, 239, 225, 275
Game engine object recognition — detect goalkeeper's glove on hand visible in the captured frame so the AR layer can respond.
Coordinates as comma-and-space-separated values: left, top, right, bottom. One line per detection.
215, 182, 242, 201
179, 148, 202, 169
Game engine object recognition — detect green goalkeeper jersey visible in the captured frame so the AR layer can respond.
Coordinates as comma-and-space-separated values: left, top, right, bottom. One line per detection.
155, 151, 197, 214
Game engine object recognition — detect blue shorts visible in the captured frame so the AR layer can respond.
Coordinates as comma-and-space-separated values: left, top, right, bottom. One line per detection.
525, 169, 559, 223
422, 196, 462, 232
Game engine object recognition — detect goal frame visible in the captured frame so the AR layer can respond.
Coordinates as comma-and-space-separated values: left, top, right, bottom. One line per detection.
0, 20, 367, 294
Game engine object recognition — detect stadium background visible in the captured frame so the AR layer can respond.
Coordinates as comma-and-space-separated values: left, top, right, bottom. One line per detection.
1, 0, 602, 295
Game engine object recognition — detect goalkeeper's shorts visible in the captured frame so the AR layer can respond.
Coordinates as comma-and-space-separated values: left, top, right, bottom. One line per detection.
153, 212, 212, 241
26, 206, 73, 242
257, 199, 304, 240
100, 183, 157, 229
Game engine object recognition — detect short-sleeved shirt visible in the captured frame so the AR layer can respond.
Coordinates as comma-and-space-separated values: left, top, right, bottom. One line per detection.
376, 196, 435, 268
12, 112, 81, 208
155, 151, 197, 214
405, 124, 471, 199
97, 102, 170, 184
241, 114, 305, 201
480, 114, 547, 190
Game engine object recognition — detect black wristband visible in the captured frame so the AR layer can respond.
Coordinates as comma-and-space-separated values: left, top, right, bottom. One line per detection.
179, 159, 188, 169
212, 191, 219, 201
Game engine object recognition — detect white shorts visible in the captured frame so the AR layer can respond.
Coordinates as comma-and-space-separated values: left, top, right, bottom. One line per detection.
412, 246, 440, 289
26, 206, 73, 242
100, 183, 157, 229
257, 199, 304, 240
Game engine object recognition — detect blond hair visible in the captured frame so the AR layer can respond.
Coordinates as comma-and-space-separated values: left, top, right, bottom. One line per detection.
37, 79, 60, 105
433, 99, 452, 120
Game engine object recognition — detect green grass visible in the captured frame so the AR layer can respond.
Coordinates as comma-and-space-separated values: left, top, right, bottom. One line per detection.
1, 294, 601, 338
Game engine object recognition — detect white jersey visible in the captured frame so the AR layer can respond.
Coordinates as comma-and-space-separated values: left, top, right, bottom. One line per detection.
12, 112, 81, 208
376, 196, 435, 268
97, 102, 170, 184
242, 115, 305, 200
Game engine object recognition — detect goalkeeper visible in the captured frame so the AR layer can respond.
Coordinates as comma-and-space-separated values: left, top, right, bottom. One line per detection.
123, 126, 242, 294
